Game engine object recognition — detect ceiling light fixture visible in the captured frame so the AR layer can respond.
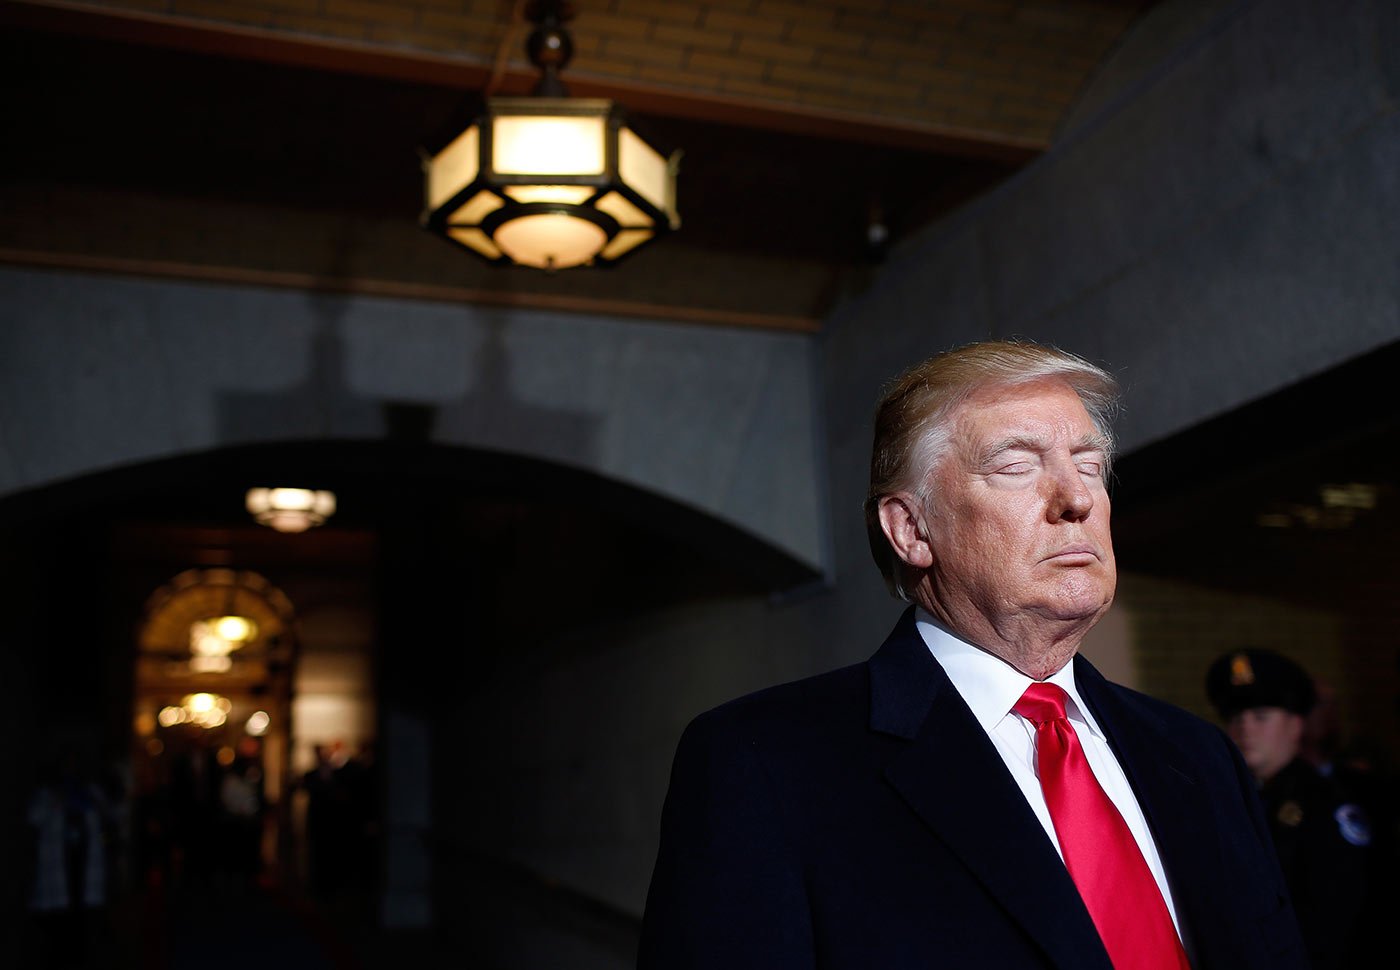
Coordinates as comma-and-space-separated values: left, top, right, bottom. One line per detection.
422, 0, 680, 270
158, 693, 233, 729
187, 615, 257, 672
245, 487, 336, 533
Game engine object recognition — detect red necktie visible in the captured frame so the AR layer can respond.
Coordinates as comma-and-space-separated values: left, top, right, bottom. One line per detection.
1014, 683, 1190, 970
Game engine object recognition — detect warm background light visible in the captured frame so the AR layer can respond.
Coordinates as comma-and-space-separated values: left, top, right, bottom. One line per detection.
190, 615, 256, 657
214, 615, 255, 641
160, 692, 233, 728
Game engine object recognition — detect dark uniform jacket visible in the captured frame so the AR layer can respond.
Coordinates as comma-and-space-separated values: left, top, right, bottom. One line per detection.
639, 609, 1308, 969
1261, 757, 1370, 970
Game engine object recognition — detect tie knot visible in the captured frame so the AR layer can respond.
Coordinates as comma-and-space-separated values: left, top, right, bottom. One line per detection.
1014, 681, 1070, 725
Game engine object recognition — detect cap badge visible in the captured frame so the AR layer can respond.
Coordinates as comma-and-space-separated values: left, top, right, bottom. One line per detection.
1230, 654, 1255, 686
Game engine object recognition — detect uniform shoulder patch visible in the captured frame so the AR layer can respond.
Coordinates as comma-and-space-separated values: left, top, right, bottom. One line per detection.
1334, 804, 1372, 847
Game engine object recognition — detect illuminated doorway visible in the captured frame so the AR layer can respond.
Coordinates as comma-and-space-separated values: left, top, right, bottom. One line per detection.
131, 568, 295, 889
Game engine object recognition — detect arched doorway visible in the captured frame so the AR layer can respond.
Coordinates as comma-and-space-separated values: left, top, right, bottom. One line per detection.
1, 437, 813, 965
131, 567, 295, 892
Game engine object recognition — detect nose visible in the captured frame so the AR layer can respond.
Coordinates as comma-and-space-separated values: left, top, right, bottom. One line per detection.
1228, 714, 1258, 747
1045, 458, 1095, 523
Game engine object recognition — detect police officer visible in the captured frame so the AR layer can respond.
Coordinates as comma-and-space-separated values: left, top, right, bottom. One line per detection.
1205, 649, 1371, 970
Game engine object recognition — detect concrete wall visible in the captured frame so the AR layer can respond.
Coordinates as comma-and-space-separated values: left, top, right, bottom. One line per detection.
828, 0, 1400, 454
0, 266, 826, 574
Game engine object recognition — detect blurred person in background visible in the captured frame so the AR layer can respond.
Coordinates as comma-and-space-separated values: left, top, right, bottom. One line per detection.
1206, 648, 1371, 970
25, 744, 115, 969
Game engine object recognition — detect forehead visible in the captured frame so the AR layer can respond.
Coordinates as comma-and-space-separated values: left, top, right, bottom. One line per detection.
1234, 706, 1297, 720
949, 377, 1098, 445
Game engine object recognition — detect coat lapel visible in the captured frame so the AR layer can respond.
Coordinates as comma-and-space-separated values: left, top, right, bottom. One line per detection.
1073, 657, 1221, 957
870, 611, 1114, 970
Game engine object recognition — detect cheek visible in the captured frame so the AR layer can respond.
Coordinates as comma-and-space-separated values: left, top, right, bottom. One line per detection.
934, 492, 1053, 568
971, 500, 1040, 547
959, 517, 1032, 568
1089, 502, 1115, 542
1269, 720, 1301, 750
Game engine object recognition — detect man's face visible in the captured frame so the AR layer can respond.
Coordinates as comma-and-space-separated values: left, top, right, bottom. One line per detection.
1227, 706, 1303, 783
921, 378, 1117, 640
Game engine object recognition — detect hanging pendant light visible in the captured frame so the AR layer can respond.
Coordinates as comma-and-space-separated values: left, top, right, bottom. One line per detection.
245, 487, 336, 533
422, 0, 680, 270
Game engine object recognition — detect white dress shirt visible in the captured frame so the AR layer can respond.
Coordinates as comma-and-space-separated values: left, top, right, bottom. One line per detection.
915, 609, 1183, 936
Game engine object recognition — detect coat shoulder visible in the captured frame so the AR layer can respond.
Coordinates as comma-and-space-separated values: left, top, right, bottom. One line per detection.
688, 661, 870, 745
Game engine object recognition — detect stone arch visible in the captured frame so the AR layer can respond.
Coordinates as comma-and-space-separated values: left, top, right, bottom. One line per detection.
0, 437, 820, 594
0, 266, 828, 579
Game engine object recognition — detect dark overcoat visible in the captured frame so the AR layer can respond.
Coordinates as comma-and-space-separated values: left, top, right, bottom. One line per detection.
639, 609, 1308, 969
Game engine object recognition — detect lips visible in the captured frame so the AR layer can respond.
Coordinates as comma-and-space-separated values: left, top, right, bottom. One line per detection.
1043, 544, 1100, 563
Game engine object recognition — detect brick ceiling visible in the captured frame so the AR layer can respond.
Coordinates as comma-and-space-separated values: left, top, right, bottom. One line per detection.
1, 0, 1157, 327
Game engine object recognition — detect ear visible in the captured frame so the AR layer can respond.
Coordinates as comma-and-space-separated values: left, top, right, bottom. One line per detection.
877, 494, 934, 570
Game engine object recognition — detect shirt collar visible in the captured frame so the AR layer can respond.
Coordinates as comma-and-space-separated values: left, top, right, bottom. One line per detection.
914, 607, 1105, 740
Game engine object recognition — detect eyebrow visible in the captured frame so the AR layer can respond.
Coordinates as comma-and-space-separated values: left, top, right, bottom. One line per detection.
976, 432, 1108, 467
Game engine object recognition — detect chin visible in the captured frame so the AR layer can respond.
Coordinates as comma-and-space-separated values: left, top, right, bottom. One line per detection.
1046, 577, 1113, 617
1039, 593, 1112, 624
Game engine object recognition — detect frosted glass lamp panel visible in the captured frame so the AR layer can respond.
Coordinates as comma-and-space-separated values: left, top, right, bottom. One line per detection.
449, 190, 504, 226
449, 228, 503, 259
596, 191, 653, 229
599, 229, 653, 261
619, 128, 671, 216
504, 185, 597, 205
494, 116, 606, 176
427, 125, 480, 210
494, 214, 606, 269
